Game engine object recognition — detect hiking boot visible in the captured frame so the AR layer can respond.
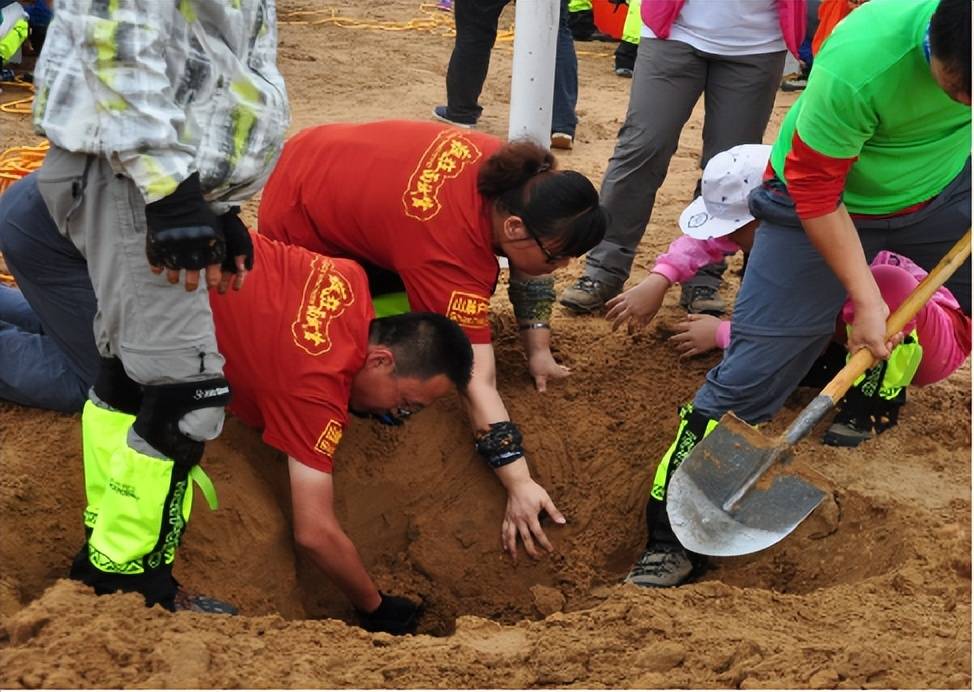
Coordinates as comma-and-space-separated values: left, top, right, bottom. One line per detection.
626, 542, 697, 588
781, 70, 809, 92
679, 284, 726, 316
559, 275, 619, 314
823, 385, 906, 448
614, 66, 633, 78
174, 588, 238, 615
550, 132, 574, 150
432, 105, 476, 129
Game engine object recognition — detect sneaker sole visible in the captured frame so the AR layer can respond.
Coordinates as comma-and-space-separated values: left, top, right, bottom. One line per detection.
823, 422, 871, 448
431, 108, 475, 129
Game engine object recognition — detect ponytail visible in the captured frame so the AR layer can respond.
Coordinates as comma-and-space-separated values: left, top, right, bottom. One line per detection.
477, 138, 607, 259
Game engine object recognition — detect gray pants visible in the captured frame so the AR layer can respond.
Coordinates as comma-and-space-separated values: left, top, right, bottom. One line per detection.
694, 160, 972, 423
584, 38, 786, 290
35, 147, 225, 439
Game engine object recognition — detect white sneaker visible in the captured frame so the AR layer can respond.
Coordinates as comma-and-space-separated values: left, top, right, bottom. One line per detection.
550, 132, 574, 150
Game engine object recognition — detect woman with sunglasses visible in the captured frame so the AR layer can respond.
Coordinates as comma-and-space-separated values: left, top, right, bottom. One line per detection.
258, 119, 606, 562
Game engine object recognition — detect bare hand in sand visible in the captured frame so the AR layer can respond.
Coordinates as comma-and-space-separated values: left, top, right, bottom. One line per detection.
670, 313, 722, 357
604, 273, 670, 332
528, 348, 571, 392
501, 475, 566, 562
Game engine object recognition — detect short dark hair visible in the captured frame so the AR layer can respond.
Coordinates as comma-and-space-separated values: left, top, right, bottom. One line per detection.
369, 312, 474, 391
478, 139, 607, 258
930, 0, 971, 97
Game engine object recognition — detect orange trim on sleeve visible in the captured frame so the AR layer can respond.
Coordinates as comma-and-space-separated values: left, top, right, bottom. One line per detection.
783, 132, 857, 220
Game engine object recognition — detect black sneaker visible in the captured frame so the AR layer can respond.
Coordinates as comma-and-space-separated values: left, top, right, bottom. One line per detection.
625, 543, 700, 588
679, 284, 726, 316
781, 74, 808, 92
432, 105, 476, 129
823, 379, 906, 448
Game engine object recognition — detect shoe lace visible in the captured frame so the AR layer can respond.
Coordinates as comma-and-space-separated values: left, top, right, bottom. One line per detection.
575, 276, 606, 294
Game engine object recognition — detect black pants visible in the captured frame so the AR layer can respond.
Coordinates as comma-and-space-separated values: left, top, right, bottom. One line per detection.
445, 0, 578, 134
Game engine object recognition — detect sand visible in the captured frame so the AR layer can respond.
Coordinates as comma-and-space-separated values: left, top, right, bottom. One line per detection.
0, 1, 970, 688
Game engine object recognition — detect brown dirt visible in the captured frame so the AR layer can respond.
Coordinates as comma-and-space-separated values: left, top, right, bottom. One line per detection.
0, 2, 970, 688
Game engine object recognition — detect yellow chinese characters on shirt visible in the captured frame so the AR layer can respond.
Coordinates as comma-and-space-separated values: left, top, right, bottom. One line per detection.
314, 418, 344, 458
292, 256, 356, 356
446, 290, 490, 330
402, 129, 483, 221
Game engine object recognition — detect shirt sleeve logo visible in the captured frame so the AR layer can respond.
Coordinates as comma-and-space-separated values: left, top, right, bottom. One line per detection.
402, 130, 483, 222
314, 419, 344, 457
292, 256, 356, 356
446, 290, 490, 329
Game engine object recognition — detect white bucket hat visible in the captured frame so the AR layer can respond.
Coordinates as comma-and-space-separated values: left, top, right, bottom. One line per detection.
678, 144, 772, 240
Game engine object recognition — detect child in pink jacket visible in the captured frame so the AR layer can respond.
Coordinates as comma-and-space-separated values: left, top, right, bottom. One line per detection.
606, 143, 971, 446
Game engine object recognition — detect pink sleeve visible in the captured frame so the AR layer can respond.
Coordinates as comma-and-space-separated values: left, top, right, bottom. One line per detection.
652, 235, 740, 284
714, 319, 732, 350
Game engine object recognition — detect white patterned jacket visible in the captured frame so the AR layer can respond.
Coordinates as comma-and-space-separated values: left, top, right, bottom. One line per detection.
33, 0, 290, 211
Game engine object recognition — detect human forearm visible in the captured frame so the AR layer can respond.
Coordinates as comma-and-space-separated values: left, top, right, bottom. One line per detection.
296, 526, 381, 612
802, 207, 882, 310
802, 206, 896, 358
462, 344, 509, 429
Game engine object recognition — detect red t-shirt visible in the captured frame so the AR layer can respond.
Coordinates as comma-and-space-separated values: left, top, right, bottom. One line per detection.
258, 120, 502, 344
209, 232, 375, 473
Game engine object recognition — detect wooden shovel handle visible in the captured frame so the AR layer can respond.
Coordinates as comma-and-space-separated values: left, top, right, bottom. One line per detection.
822, 228, 972, 404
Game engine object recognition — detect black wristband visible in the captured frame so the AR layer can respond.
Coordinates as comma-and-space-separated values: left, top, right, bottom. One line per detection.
475, 421, 525, 469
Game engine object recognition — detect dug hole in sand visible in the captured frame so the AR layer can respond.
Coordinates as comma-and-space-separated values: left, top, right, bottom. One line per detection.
0, 1, 970, 687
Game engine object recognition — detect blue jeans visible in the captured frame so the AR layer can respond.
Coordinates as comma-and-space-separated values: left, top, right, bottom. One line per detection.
0, 174, 98, 412
552, 0, 579, 137
446, 0, 578, 137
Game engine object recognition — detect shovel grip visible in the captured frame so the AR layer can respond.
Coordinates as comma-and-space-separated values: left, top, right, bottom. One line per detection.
820, 228, 971, 405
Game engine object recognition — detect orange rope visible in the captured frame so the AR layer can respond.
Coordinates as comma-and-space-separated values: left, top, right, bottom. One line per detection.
0, 74, 34, 114
279, 3, 612, 57
0, 140, 49, 285
0, 140, 48, 194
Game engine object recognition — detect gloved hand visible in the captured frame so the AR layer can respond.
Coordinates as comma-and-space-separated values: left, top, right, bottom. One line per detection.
216, 207, 254, 293
357, 592, 422, 635
145, 172, 225, 291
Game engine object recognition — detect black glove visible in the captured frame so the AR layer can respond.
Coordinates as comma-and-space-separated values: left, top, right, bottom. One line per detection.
356, 592, 422, 635
145, 172, 225, 271
220, 207, 255, 274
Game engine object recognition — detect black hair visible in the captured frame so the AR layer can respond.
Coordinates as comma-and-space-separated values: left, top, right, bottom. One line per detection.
369, 312, 474, 391
930, 0, 971, 97
477, 138, 607, 258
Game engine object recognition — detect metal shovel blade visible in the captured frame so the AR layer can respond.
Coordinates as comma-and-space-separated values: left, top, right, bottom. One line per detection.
666, 413, 827, 557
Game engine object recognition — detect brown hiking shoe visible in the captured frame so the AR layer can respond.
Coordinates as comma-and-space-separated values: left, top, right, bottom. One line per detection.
559, 275, 619, 314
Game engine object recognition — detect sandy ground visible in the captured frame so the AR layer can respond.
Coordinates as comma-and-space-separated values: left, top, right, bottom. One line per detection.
0, 1, 970, 688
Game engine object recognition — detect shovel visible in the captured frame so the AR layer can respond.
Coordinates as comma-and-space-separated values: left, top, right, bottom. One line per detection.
667, 229, 971, 557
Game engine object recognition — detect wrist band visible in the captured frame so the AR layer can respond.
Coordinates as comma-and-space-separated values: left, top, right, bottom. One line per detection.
475, 421, 525, 469
508, 276, 555, 322
518, 322, 550, 331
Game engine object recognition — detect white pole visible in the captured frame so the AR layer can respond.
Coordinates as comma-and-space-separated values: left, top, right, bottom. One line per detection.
507, 0, 559, 147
